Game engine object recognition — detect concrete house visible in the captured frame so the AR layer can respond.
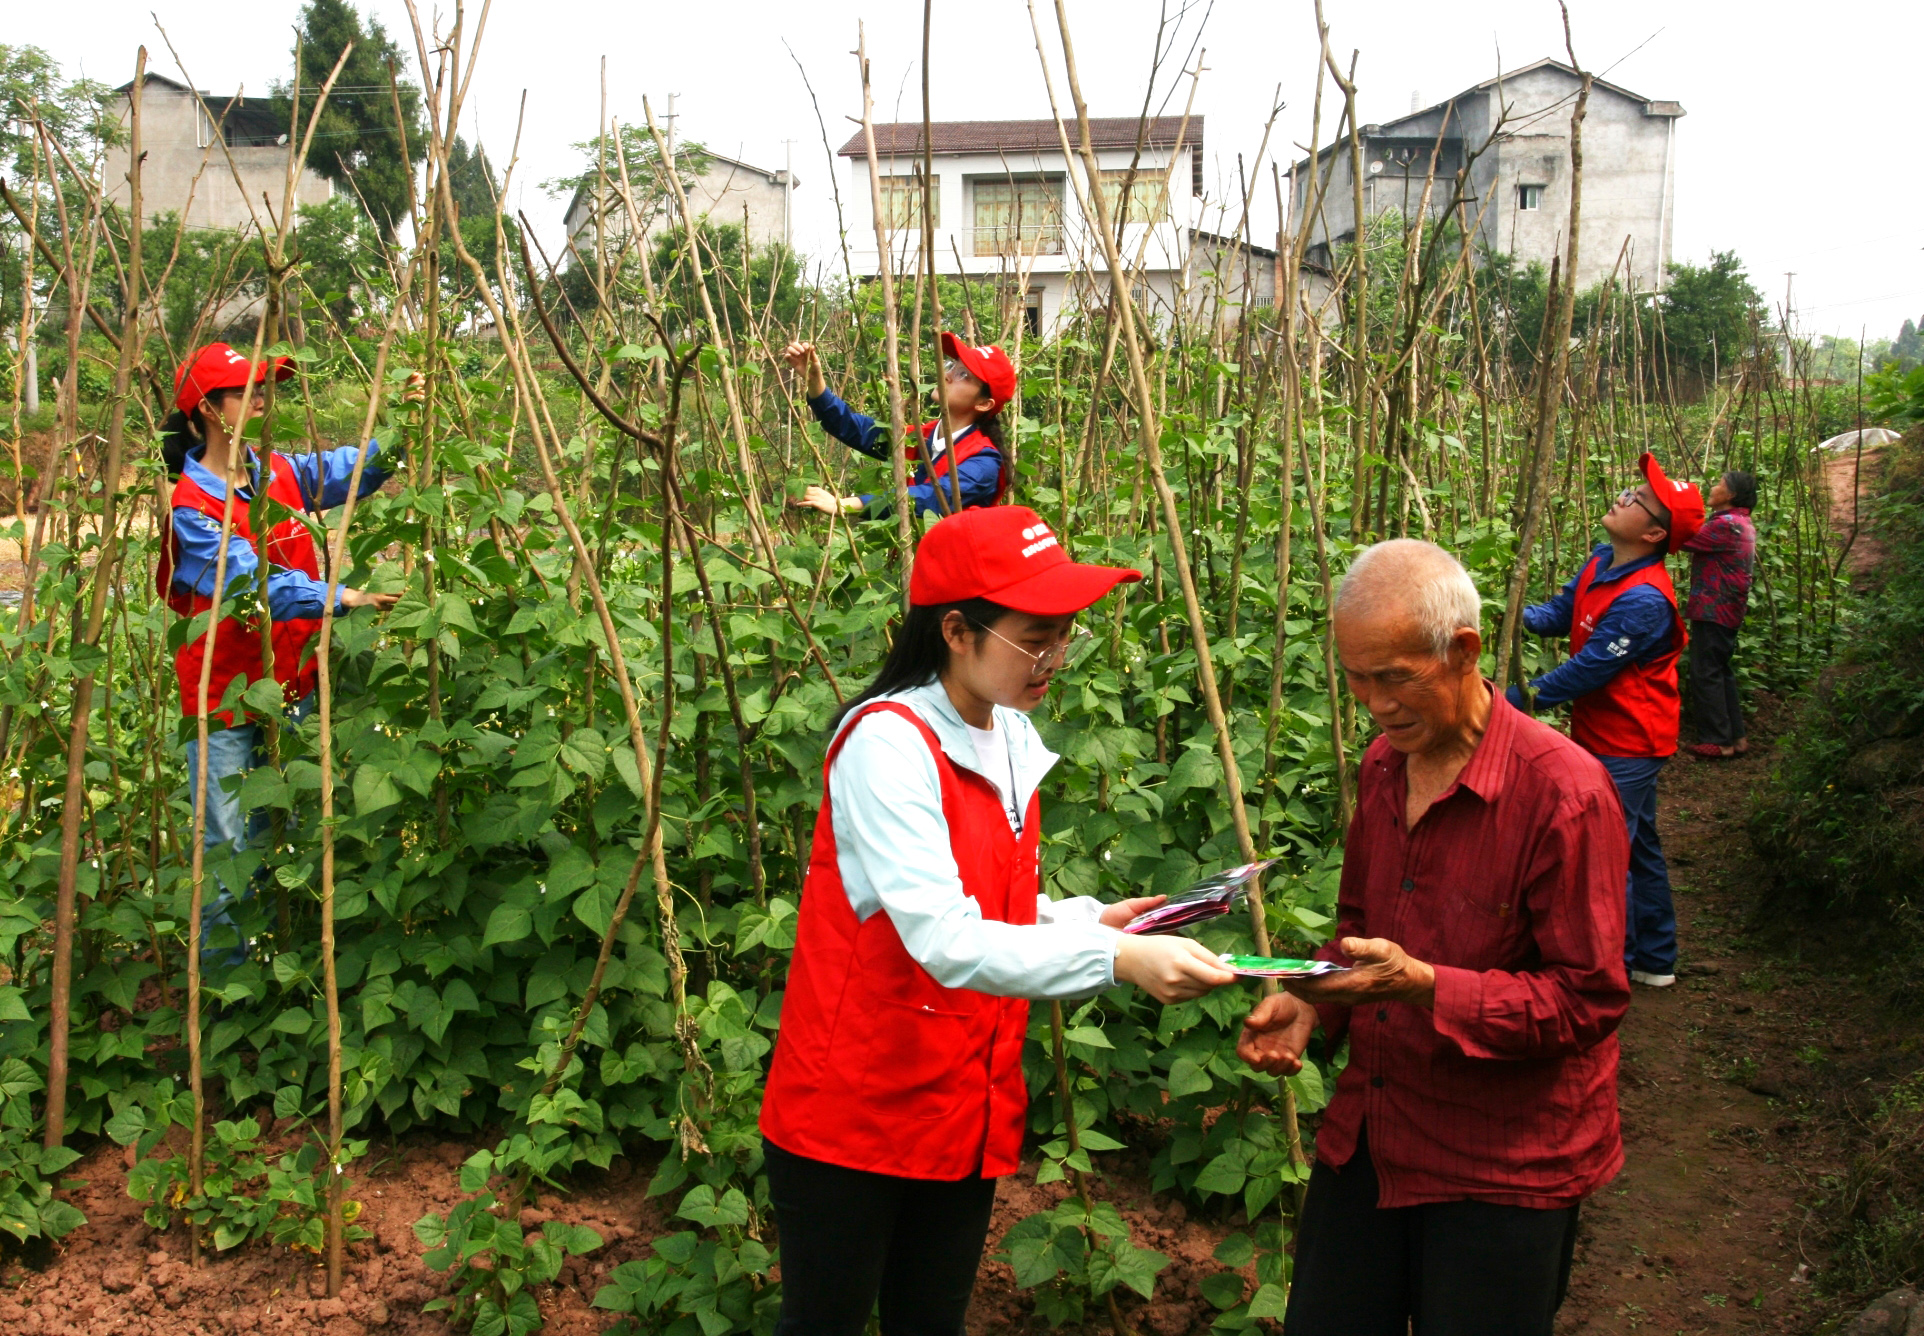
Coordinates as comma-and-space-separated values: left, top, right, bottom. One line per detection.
104, 74, 333, 231
563, 144, 798, 256
836, 117, 1270, 336
1289, 58, 1683, 293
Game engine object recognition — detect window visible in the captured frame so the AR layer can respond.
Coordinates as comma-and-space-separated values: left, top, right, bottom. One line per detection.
972, 177, 1064, 256
1517, 183, 1544, 212
1023, 288, 1044, 337
876, 175, 938, 230
1096, 169, 1169, 224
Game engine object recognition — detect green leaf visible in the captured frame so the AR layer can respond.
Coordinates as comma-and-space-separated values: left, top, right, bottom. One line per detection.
483, 902, 534, 949
558, 727, 609, 780
352, 765, 403, 814
1199, 1271, 1247, 1309
0, 987, 29, 1023
1167, 1056, 1213, 1098
1193, 1150, 1248, 1197
610, 746, 645, 798
1213, 1231, 1255, 1268
269, 1009, 314, 1036
546, 844, 596, 897
1247, 1282, 1291, 1319
1064, 1025, 1113, 1050
1165, 746, 1222, 797
459, 1150, 494, 1195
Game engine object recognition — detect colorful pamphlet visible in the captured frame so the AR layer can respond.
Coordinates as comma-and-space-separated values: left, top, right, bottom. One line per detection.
1119, 859, 1281, 935
1217, 955, 1351, 980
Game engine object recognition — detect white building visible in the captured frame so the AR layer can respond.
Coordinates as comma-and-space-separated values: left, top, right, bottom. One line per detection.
563, 145, 798, 256
1290, 59, 1683, 293
104, 74, 333, 232
836, 116, 1270, 336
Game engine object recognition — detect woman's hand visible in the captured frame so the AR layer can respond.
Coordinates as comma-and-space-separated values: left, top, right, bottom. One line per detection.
1098, 896, 1165, 930
1113, 934, 1237, 1004
789, 485, 859, 516
1237, 991, 1318, 1076
339, 587, 401, 612
781, 341, 827, 398
402, 372, 426, 405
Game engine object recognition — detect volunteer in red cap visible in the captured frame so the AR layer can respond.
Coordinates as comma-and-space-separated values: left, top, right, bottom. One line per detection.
158, 342, 404, 962
1509, 452, 1705, 988
761, 505, 1234, 1330
782, 331, 1015, 517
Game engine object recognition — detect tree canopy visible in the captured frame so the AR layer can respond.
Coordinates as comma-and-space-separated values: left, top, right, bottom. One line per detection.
271, 0, 426, 242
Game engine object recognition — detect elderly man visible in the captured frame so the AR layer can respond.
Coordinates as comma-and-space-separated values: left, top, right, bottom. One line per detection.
1239, 539, 1630, 1336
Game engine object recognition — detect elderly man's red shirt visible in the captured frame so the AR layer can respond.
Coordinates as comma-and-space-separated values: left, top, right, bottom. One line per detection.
1312, 689, 1631, 1208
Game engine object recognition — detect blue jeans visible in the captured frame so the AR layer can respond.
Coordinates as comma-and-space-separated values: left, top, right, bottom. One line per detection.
1597, 754, 1674, 975
182, 693, 315, 963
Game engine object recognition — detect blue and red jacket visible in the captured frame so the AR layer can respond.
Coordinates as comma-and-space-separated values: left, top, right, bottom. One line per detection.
1520, 544, 1685, 758
807, 387, 1006, 516
159, 442, 390, 725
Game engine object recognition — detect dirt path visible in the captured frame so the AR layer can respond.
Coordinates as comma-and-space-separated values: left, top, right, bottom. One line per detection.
1555, 705, 1901, 1335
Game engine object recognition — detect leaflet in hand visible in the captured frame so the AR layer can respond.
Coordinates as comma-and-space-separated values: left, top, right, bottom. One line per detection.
1217, 954, 1351, 980
1120, 859, 1281, 935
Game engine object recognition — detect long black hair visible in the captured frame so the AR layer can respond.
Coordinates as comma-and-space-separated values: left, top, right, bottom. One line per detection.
830, 597, 1012, 733
971, 410, 1005, 452
160, 407, 202, 478
1723, 470, 1758, 510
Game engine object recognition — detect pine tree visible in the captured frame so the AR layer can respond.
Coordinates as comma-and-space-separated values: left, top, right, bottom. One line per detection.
272, 0, 426, 241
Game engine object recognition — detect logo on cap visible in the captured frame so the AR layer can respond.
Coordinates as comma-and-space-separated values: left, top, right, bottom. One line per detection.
1019, 523, 1058, 558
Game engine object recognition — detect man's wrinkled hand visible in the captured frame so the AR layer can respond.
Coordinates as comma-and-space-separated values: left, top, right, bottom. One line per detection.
1283, 936, 1436, 1009
1237, 992, 1316, 1076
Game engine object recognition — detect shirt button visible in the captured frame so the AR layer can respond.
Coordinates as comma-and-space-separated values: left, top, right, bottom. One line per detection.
1371, 1075, 1386, 1089
1401, 878, 1414, 891
1377, 1008, 1388, 1021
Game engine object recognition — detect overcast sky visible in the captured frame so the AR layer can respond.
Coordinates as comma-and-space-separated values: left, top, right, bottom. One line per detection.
13, 0, 1923, 340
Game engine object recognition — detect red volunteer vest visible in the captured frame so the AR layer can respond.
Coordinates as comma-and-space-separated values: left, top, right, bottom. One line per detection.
761, 702, 1039, 1179
1569, 554, 1687, 759
906, 419, 1009, 508
157, 452, 324, 726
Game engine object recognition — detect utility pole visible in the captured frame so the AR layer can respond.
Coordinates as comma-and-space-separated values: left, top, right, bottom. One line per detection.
783, 138, 795, 249
664, 93, 678, 163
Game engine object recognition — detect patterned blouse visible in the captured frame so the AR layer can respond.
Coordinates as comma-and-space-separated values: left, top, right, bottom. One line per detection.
1683, 508, 1755, 629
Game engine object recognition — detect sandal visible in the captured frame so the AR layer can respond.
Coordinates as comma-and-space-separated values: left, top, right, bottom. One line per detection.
1687, 743, 1735, 760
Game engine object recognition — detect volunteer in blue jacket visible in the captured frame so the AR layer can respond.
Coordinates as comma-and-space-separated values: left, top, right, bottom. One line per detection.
760, 504, 1235, 1334
782, 333, 1013, 518
1508, 453, 1705, 989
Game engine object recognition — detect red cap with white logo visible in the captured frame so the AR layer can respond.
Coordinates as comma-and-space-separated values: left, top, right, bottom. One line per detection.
174, 342, 295, 415
1637, 452, 1705, 552
909, 505, 1142, 613
940, 330, 1017, 415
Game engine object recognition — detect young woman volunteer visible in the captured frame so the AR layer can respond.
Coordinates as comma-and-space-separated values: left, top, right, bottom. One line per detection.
159, 341, 401, 957
782, 331, 1012, 518
760, 504, 1236, 1332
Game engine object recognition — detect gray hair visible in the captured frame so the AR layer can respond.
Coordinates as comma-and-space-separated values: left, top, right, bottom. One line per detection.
1333, 539, 1482, 657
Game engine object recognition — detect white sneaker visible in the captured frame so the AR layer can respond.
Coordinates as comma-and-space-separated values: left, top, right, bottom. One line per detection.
1630, 970, 1676, 987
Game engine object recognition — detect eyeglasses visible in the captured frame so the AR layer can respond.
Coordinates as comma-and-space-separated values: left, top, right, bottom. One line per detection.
979, 623, 1091, 681
1615, 488, 1665, 528
944, 359, 980, 386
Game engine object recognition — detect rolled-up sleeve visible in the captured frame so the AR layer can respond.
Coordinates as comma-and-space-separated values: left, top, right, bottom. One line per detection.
828, 712, 1118, 999
1429, 787, 1630, 1060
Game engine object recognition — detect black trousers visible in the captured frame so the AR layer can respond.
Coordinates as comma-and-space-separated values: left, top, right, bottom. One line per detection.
1284, 1128, 1581, 1336
1689, 619, 1745, 747
764, 1138, 997, 1335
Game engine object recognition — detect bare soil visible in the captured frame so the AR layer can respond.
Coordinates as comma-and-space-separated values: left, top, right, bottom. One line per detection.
1, 704, 1910, 1335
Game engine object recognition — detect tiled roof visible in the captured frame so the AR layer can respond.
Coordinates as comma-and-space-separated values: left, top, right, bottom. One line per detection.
837, 116, 1200, 158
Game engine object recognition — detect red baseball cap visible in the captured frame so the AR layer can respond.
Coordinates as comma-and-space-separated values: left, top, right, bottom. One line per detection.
909, 505, 1141, 614
1637, 452, 1705, 552
940, 331, 1017, 415
174, 342, 294, 415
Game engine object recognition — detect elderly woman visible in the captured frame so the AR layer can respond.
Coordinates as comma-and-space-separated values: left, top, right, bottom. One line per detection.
1683, 470, 1758, 759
